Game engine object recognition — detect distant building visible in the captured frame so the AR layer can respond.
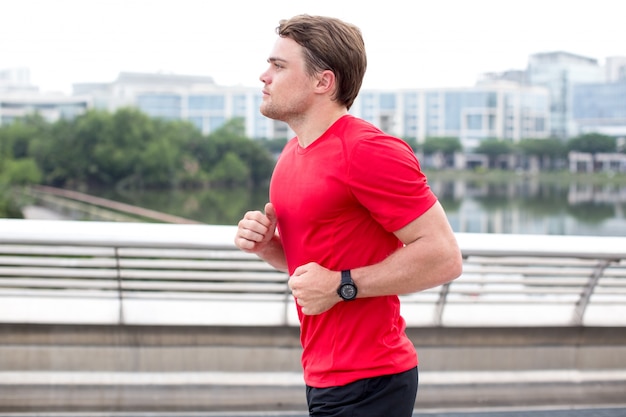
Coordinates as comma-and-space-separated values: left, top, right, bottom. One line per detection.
3, 48, 622, 149
527, 51, 605, 139
0, 67, 90, 125
73, 72, 291, 140
606, 56, 626, 83
72, 71, 550, 148
0, 68, 37, 93
0, 94, 91, 125
572, 79, 626, 137
354, 83, 551, 150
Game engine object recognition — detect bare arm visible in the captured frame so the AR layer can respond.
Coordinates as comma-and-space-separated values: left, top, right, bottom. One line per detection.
353, 200, 463, 297
288, 201, 463, 314
234, 202, 288, 273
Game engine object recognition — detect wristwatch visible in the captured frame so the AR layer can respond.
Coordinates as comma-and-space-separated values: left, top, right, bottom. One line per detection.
337, 270, 358, 301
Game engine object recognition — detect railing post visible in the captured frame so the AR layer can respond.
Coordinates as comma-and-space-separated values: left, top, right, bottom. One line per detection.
572, 259, 613, 326
434, 282, 451, 326
114, 247, 125, 325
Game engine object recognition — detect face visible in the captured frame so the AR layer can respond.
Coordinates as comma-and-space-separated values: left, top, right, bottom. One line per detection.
259, 36, 319, 123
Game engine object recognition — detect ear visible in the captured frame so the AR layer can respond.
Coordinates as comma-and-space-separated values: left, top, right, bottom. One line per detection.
315, 70, 336, 95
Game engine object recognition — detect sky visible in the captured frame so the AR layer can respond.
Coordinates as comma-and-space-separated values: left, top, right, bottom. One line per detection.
1, 0, 625, 94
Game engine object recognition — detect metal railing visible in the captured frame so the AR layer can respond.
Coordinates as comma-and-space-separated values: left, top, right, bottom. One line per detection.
1, 219, 625, 327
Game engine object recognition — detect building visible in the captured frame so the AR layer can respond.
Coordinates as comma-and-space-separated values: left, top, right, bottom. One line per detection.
0, 68, 37, 94
0, 94, 90, 125
606, 56, 626, 83
526, 51, 605, 139
71, 71, 551, 150
7, 49, 622, 150
73, 72, 291, 140
0, 67, 90, 126
353, 82, 551, 150
572, 79, 626, 137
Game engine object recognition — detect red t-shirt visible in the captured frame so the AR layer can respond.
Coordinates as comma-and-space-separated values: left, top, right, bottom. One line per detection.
270, 115, 437, 388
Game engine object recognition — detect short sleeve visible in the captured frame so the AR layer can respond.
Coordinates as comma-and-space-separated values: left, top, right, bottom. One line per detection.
347, 135, 437, 232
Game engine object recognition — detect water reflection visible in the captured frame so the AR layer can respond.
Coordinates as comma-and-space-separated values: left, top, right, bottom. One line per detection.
94, 178, 626, 237
430, 179, 626, 236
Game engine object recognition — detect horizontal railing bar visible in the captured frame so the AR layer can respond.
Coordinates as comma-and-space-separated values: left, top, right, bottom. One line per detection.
0, 278, 118, 289
117, 259, 279, 270
0, 245, 115, 256
464, 257, 602, 266
121, 282, 288, 293
0, 267, 118, 278
462, 267, 604, 276
118, 248, 259, 259
0, 289, 120, 298
0, 256, 117, 268
0, 219, 624, 327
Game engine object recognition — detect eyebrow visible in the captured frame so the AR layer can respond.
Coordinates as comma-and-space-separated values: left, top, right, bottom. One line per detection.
268, 57, 288, 64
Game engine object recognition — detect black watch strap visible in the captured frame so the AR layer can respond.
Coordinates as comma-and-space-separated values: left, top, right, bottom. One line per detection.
341, 270, 352, 285
338, 269, 357, 301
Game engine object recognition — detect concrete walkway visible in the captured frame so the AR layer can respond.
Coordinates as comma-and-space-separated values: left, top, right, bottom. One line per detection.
1, 370, 625, 413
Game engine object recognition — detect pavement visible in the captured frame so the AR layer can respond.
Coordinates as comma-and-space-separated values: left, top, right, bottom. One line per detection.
0, 406, 626, 416
0, 370, 625, 414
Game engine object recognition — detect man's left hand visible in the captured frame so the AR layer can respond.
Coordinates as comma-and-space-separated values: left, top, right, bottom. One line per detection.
288, 262, 341, 315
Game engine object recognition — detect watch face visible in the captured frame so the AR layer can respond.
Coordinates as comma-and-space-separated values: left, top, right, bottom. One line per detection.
340, 284, 357, 300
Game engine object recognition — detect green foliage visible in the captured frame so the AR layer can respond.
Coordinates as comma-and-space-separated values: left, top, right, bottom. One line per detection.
0, 184, 22, 218
567, 133, 616, 154
196, 118, 274, 188
209, 151, 251, 186
400, 137, 419, 152
475, 138, 514, 156
1, 109, 275, 191
0, 158, 42, 184
423, 137, 462, 155
258, 137, 289, 155
517, 138, 567, 158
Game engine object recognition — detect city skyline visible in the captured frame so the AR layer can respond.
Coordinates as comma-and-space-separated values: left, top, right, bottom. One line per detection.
2, 0, 625, 94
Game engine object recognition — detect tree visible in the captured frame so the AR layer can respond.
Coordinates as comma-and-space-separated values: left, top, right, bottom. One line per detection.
567, 133, 616, 154
517, 138, 567, 170
475, 138, 514, 168
423, 137, 462, 155
197, 118, 275, 188
209, 151, 251, 186
0, 158, 42, 185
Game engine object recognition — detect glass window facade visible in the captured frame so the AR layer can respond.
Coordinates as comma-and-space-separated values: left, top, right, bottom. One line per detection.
208, 116, 226, 131
379, 93, 396, 110
188, 95, 225, 111
573, 82, 626, 119
467, 114, 483, 130
444, 91, 497, 131
426, 92, 440, 135
137, 94, 181, 120
232, 94, 247, 116
403, 92, 419, 139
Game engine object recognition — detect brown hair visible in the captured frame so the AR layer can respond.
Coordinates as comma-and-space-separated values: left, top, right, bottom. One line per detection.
277, 15, 367, 110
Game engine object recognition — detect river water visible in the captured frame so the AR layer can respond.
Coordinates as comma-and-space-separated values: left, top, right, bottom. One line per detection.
93, 176, 626, 237
19, 174, 624, 237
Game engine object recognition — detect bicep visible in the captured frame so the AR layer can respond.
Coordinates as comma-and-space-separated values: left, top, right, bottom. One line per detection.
394, 201, 456, 246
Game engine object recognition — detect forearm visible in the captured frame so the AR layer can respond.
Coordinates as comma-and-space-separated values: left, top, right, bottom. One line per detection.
256, 234, 289, 273
351, 233, 462, 298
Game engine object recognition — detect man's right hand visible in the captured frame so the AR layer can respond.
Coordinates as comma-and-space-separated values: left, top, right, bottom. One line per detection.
234, 202, 278, 254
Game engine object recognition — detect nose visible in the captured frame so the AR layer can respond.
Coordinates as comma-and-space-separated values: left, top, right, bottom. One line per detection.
260, 67, 271, 84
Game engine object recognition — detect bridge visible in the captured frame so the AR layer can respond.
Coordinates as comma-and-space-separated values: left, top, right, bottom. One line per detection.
0, 218, 625, 413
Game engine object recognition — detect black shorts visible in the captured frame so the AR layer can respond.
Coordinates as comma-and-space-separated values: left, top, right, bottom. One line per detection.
305, 366, 418, 417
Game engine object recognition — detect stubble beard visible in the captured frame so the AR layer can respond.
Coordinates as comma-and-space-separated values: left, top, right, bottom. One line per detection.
260, 102, 282, 122
260, 96, 305, 125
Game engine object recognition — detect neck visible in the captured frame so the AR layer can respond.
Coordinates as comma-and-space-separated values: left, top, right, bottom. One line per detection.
291, 106, 349, 148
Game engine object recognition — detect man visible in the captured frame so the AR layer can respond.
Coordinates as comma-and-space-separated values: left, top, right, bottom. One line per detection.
234, 14, 463, 417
